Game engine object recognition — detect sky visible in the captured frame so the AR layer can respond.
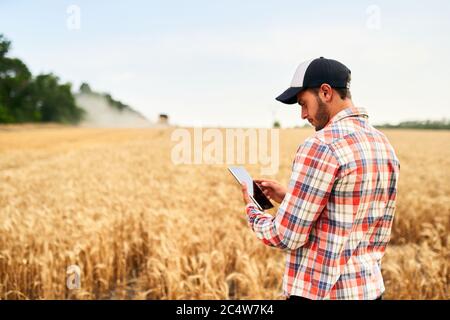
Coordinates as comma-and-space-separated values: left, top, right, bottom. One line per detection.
1, 0, 450, 127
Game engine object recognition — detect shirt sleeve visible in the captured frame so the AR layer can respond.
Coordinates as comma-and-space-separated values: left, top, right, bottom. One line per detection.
246, 137, 340, 250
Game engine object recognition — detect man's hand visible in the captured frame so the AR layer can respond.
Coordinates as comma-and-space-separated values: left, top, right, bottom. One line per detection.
241, 182, 253, 206
254, 179, 287, 204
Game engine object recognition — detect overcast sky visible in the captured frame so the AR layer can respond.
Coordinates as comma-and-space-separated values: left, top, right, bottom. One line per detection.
1, 0, 449, 127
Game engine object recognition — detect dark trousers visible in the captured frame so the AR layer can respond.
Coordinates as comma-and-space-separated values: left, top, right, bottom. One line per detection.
287, 295, 383, 301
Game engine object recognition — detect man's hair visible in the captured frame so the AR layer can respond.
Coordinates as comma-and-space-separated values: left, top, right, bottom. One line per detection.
309, 74, 352, 100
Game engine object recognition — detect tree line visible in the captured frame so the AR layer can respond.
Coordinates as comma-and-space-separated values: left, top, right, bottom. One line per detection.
0, 34, 134, 124
0, 34, 85, 124
374, 119, 450, 130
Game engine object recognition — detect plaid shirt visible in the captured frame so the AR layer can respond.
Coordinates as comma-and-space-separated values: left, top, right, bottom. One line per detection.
246, 106, 400, 300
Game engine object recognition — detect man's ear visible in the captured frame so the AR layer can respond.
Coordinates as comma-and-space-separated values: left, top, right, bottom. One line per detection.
319, 83, 333, 102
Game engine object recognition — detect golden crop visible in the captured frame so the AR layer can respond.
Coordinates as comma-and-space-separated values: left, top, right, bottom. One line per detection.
0, 126, 448, 299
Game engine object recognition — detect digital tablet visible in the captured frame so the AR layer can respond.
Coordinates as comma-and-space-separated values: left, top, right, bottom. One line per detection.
228, 166, 274, 210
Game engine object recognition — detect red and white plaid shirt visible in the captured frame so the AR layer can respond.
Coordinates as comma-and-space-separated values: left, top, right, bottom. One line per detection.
246, 106, 400, 300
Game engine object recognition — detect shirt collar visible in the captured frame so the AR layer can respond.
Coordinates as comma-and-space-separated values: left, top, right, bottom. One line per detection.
329, 106, 369, 125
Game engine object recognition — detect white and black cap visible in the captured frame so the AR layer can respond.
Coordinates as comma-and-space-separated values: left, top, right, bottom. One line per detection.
276, 57, 351, 104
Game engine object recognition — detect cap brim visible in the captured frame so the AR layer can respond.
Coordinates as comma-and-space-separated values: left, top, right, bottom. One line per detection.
275, 87, 304, 104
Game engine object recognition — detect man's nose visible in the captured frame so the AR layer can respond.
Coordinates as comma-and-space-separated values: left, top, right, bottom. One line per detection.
301, 108, 308, 120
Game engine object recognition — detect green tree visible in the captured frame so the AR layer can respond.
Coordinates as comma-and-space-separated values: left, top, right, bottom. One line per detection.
79, 82, 92, 93
0, 34, 85, 124
32, 74, 84, 123
0, 35, 35, 122
0, 34, 11, 58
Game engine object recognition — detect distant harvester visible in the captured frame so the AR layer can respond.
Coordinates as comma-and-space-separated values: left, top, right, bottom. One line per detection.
158, 114, 169, 126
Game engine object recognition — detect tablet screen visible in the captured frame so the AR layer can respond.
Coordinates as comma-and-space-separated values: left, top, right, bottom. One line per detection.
228, 166, 274, 210
228, 166, 255, 195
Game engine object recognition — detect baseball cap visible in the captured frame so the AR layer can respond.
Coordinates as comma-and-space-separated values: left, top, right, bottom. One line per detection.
276, 57, 351, 105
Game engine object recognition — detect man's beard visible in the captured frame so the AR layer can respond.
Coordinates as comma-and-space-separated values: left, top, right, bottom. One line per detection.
314, 95, 330, 131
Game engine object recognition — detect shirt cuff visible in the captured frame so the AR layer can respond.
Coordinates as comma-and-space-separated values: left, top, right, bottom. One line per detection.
245, 202, 263, 218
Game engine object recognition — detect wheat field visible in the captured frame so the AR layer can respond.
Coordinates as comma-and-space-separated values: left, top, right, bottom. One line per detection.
0, 126, 448, 300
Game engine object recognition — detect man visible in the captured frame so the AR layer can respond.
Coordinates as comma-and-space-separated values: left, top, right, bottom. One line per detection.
241, 57, 400, 300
